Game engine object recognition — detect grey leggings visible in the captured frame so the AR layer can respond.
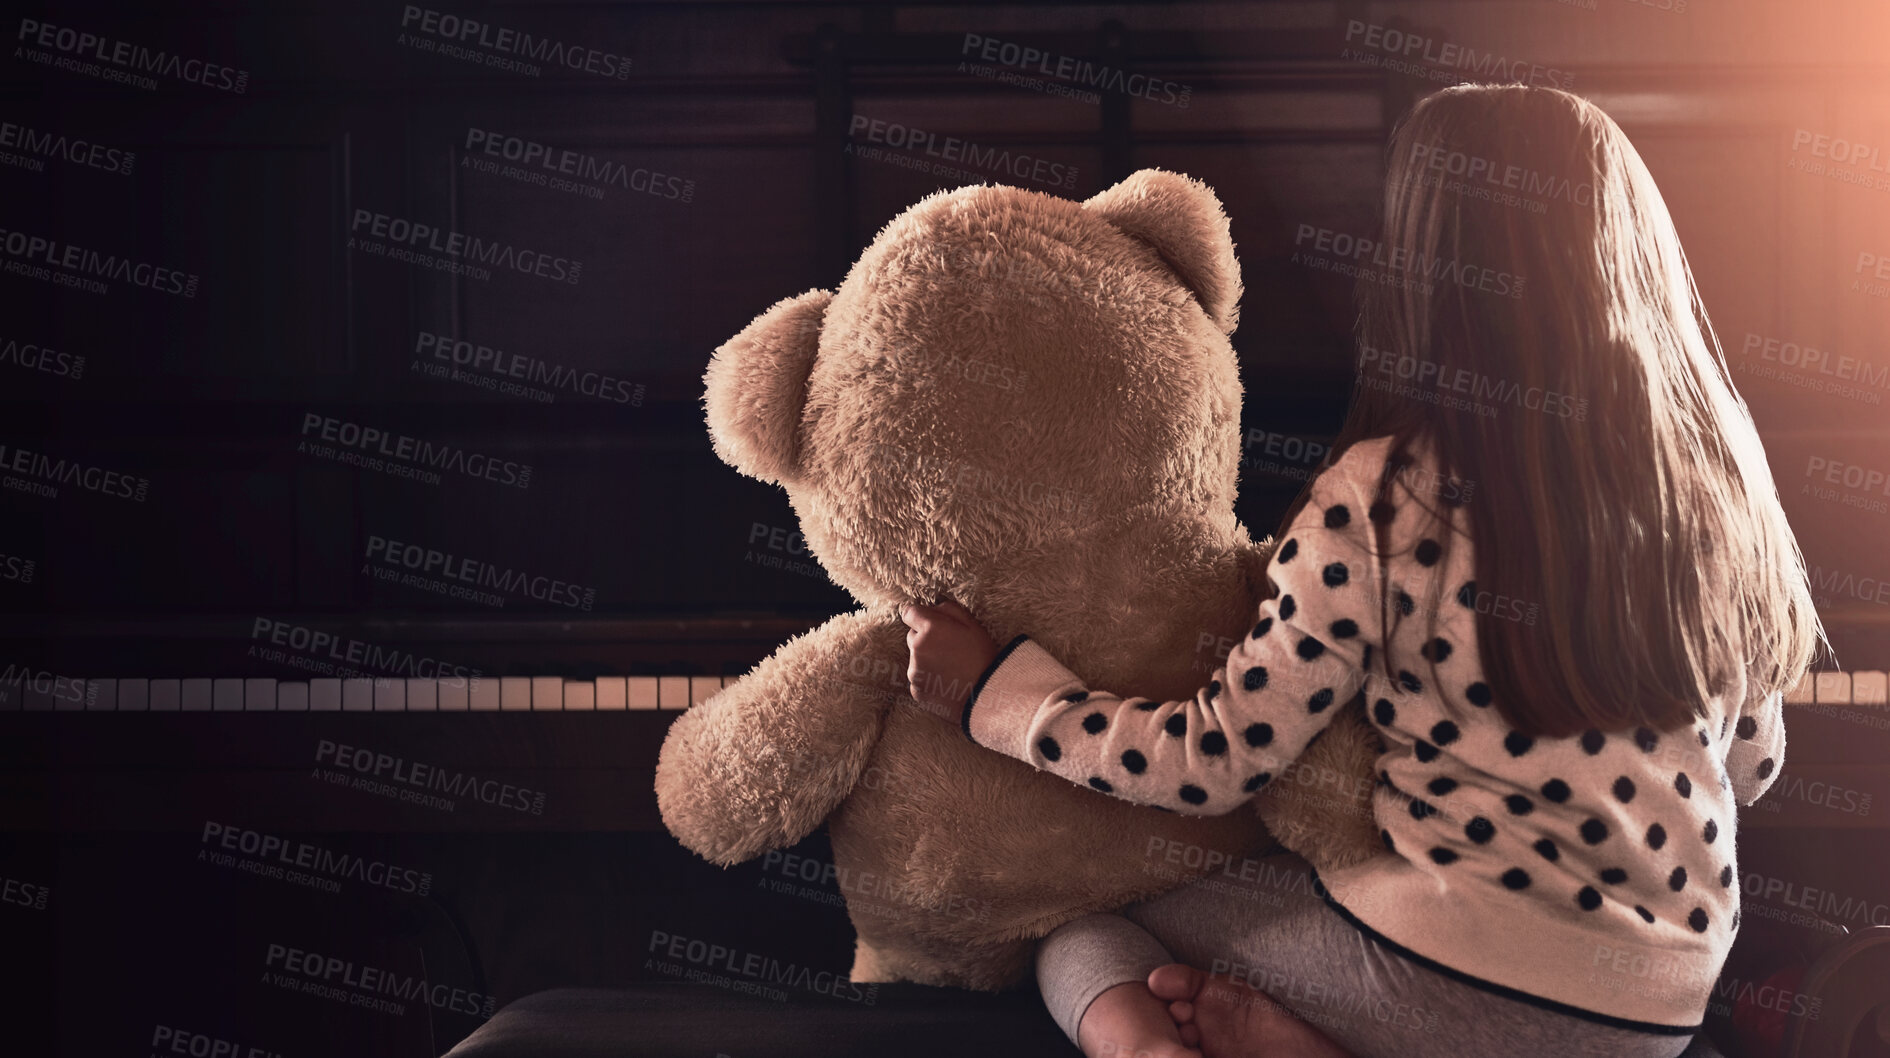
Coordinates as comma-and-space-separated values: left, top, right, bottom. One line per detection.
1037, 851, 1699, 1058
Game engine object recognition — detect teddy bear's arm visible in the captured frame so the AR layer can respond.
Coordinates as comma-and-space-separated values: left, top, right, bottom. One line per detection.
655, 610, 903, 866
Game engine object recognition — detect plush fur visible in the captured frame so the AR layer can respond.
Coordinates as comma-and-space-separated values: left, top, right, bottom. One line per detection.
656, 169, 1386, 991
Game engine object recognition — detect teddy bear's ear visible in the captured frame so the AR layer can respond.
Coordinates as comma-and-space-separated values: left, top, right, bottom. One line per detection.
1083, 169, 1242, 334
704, 288, 832, 486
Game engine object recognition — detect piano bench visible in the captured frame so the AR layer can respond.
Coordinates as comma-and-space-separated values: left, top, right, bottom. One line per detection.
440, 983, 1734, 1058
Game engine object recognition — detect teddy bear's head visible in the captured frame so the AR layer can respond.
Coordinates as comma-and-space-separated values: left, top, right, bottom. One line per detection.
706, 169, 1247, 615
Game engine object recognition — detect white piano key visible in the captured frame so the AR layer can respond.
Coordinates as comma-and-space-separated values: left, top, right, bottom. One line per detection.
244, 678, 277, 711
563, 681, 595, 710
469, 677, 501, 711
1814, 671, 1852, 705
532, 676, 564, 711
406, 679, 438, 711
151, 679, 181, 711
594, 677, 627, 710
278, 682, 309, 711
501, 677, 532, 711
658, 676, 690, 710
342, 678, 374, 711
1853, 671, 1888, 706
213, 678, 245, 711
627, 677, 659, 710
53, 677, 87, 710
373, 679, 405, 711
119, 678, 149, 711
310, 679, 342, 711
182, 678, 213, 711
25, 679, 57, 711
690, 676, 722, 708
85, 679, 117, 711
438, 676, 470, 711
1784, 672, 1816, 704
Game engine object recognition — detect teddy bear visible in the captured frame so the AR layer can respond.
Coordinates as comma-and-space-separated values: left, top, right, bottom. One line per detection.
654, 168, 1385, 991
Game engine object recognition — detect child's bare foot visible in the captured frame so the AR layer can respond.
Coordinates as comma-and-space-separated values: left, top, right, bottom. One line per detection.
1077, 980, 1203, 1058
1148, 963, 1355, 1058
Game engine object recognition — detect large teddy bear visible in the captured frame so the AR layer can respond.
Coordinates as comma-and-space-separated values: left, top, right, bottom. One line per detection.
655, 169, 1384, 991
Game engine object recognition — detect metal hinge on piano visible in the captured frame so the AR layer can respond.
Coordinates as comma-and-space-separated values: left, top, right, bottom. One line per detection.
5, 675, 731, 711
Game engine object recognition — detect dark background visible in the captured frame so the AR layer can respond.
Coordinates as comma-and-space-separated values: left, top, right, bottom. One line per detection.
1, 1, 1887, 1055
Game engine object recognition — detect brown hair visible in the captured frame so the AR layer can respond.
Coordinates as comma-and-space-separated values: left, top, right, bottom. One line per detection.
1292, 83, 1825, 738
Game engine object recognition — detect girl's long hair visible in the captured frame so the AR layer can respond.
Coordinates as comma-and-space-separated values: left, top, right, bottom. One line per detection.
1296, 83, 1824, 738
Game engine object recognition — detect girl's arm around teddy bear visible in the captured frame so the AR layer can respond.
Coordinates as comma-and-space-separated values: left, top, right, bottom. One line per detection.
907, 445, 1394, 817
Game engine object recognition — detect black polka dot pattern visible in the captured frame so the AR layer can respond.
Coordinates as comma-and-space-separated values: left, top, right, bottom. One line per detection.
1279, 595, 1297, 621
1423, 638, 1454, 663
1600, 868, 1629, 885
1325, 505, 1351, 529
1307, 688, 1335, 713
1398, 670, 1424, 693
1430, 721, 1460, 746
1504, 732, 1534, 757
1243, 772, 1271, 793
1164, 714, 1187, 738
1688, 908, 1709, 933
1541, 779, 1571, 803
1674, 773, 1692, 798
1244, 723, 1273, 748
1088, 777, 1113, 793
1580, 818, 1610, 845
1200, 731, 1228, 756
1416, 539, 1442, 566
1577, 886, 1602, 911
1322, 563, 1349, 588
1646, 824, 1667, 850
1466, 682, 1493, 707
1297, 637, 1327, 661
1062, 690, 1090, 703
1277, 539, 1298, 563
1505, 795, 1534, 816
1038, 737, 1061, 762
1120, 750, 1146, 774
1613, 777, 1637, 803
1082, 713, 1108, 735
1251, 618, 1273, 639
1370, 502, 1396, 524
1329, 619, 1359, 639
1580, 730, 1606, 755
1396, 591, 1416, 616
1502, 868, 1531, 890
1243, 666, 1268, 692
1430, 847, 1459, 865
1179, 785, 1208, 806
1373, 699, 1396, 726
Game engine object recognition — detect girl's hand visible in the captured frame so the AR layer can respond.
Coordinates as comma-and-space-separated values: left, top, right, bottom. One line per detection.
899, 598, 1001, 725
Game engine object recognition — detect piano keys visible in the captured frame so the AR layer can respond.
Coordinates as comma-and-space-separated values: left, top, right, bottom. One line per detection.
2, 668, 1880, 712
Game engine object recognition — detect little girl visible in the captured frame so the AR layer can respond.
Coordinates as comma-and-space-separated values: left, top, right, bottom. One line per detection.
904, 83, 1822, 1058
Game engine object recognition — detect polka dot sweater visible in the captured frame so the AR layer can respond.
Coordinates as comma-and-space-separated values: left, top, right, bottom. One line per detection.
962, 435, 1784, 1034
